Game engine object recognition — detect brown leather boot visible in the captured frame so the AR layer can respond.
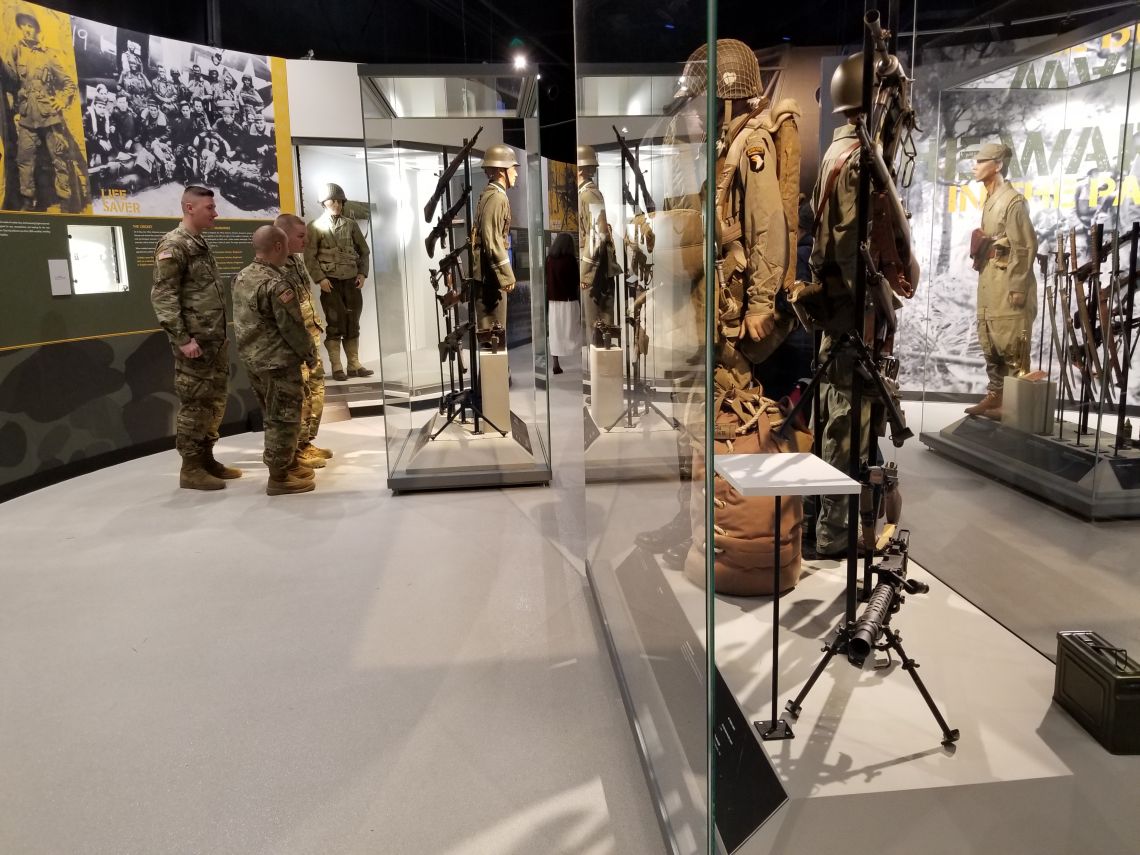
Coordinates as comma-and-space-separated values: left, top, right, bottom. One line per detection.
180, 456, 226, 491
326, 339, 348, 381
203, 447, 242, 480
267, 468, 316, 495
345, 338, 374, 377
964, 391, 1002, 416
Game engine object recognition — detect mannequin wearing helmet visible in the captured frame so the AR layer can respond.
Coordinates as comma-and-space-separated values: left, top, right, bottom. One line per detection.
471, 143, 519, 330
576, 144, 618, 334
677, 39, 811, 598
303, 182, 373, 380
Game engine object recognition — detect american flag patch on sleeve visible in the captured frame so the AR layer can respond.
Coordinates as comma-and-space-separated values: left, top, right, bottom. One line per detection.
158, 251, 173, 260
279, 289, 295, 303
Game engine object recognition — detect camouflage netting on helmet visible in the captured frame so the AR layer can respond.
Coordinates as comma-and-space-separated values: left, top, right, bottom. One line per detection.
677, 39, 762, 101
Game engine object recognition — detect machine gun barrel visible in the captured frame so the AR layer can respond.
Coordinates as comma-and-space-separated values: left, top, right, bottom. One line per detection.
848, 583, 896, 667
865, 10, 889, 57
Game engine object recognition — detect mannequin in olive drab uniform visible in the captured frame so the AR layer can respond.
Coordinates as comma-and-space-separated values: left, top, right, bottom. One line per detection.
151, 186, 243, 490
304, 183, 373, 381
966, 142, 1038, 419
577, 144, 617, 333
2, 11, 80, 211
472, 144, 518, 331
233, 226, 318, 495
276, 212, 333, 467
679, 39, 808, 597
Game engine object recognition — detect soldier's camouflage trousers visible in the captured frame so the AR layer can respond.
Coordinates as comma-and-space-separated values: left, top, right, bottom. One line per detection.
816, 340, 872, 554
17, 122, 73, 202
299, 337, 326, 444
977, 315, 1029, 394
250, 365, 305, 471
174, 344, 229, 459
320, 277, 363, 340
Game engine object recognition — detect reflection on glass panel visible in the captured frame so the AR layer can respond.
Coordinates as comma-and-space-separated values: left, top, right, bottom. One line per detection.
66, 224, 128, 294
914, 20, 1140, 519
359, 69, 550, 491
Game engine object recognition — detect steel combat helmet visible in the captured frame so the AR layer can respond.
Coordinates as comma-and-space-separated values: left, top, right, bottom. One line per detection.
830, 53, 866, 114
481, 143, 519, 169
577, 144, 598, 168
320, 182, 347, 204
677, 40, 762, 100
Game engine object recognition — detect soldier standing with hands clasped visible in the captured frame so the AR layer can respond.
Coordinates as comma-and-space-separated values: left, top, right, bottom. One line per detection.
151, 185, 242, 490
577, 144, 616, 333
472, 144, 518, 332
276, 212, 333, 467
966, 142, 1038, 419
304, 183, 372, 381
233, 226, 320, 496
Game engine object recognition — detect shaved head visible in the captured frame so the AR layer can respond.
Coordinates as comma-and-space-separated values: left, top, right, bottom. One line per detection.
274, 213, 307, 254
252, 225, 289, 265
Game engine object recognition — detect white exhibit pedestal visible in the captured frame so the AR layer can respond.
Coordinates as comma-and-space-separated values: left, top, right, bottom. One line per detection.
714, 452, 861, 741
1003, 374, 1056, 434
589, 345, 624, 428
479, 350, 511, 433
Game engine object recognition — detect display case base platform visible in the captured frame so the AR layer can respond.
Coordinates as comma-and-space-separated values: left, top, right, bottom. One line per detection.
921, 415, 1140, 519
386, 414, 551, 491
611, 541, 1140, 854
582, 403, 682, 483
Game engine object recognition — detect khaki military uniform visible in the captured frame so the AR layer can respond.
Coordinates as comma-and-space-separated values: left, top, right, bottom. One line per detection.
809, 124, 872, 554
976, 181, 1038, 393
283, 253, 325, 444
3, 37, 78, 206
472, 180, 514, 330
151, 226, 229, 460
578, 178, 615, 330
303, 211, 370, 340
233, 259, 314, 472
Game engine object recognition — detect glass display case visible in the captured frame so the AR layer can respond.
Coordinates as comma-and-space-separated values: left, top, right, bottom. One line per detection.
357, 66, 551, 491
912, 17, 1140, 519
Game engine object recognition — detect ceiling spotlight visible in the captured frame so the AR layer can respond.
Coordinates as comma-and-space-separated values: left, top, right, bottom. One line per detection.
621, 126, 628, 133
513, 54, 527, 70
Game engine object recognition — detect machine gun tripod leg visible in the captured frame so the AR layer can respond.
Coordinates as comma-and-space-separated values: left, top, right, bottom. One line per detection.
430, 389, 509, 440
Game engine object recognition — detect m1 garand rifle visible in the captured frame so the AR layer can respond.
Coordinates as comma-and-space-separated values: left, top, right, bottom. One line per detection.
1047, 235, 1075, 438
422, 126, 483, 223
1069, 229, 1107, 430
1092, 225, 1124, 391
612, 125, 656, 214
425, 185, 471, 258
1116, 222, 1139, 451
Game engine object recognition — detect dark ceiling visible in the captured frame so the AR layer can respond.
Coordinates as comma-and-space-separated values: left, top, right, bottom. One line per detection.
47, 0, 1133, 159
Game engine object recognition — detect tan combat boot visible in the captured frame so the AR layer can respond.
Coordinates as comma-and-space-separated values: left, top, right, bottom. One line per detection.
287, 458, 316, 480
964, 391, 1002, 416
309, 442, 333, 459
266, 467, 315, 495
203, 446, 242, 480
180, 455, 226, 491
326, 339, 348, 381
345, 338, 374, 377
295, 443, 327, 468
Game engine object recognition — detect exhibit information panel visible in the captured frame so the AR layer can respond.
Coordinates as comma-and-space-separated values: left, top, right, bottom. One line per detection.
910, 19, 1140, 518
357, 66, 550, 491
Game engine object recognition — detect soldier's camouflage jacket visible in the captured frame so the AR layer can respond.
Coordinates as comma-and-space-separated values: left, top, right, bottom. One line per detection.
283, 253, 324, 341
472, 180, 515, 290
304, 211, 370, 282
233, 259, 314, 373
3, 38, 76, 129
151, 226, 226, 352
977, 181, 1038, 321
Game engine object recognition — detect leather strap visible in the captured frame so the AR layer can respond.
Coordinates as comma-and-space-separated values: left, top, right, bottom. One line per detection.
812, 140, 861, 238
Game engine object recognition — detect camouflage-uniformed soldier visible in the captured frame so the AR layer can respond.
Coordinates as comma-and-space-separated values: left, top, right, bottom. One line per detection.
304, 183, 373, 381
276, 212, 332, 467
577, 144, 617, 331
2, 11, 79, 211
150, 186, 242, 490
233, 226, 319, 496
472, 143, 518, 331
966, 142, 1038, 418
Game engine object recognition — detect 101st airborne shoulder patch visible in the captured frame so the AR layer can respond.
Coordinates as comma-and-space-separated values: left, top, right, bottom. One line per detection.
279, 288, 295, 304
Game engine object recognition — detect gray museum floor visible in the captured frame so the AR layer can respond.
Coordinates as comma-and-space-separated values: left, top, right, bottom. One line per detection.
3, 357, 1140, 854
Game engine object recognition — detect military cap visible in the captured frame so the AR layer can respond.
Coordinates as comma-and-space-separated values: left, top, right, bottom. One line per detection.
976, 142, 1013, 164
15, 11, 40, 30
208, 69, 219, 78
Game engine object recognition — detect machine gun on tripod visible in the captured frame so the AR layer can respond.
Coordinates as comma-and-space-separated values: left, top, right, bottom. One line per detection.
785, 529, 960, 746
